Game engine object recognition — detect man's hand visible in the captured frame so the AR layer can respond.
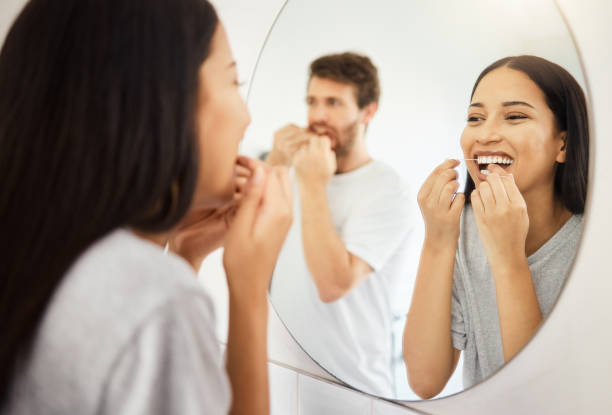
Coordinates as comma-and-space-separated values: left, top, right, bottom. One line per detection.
266, 124, 313, 166
293, 136, 337, 188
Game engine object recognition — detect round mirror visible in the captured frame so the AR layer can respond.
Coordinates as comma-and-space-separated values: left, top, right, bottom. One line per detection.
241, 0, 587, 400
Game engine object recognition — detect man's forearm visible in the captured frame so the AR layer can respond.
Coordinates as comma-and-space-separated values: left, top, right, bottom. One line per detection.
299, 181, 354, 302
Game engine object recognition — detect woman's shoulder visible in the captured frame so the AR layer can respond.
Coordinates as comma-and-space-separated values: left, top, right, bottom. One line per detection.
8, 230, 222, 414
57, 229, 211, 329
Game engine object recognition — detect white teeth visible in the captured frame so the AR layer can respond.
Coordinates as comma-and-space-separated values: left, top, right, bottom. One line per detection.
476, 155, 514, 165
481, 169, 489, 175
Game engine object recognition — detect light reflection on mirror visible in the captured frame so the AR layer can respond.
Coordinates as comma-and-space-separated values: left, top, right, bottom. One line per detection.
243, 0, 586, 401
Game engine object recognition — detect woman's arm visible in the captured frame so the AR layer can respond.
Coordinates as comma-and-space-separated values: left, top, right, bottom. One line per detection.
489, 259, 541, 361
403, 238, 461, 398
470, 164, 541, 362
222, 162, 293, 415
403, 159, 465, 399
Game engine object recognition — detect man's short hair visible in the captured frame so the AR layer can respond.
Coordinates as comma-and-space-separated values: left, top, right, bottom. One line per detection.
309, 52, 380, 109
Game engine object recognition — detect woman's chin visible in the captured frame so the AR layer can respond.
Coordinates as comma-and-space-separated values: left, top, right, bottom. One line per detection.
191, 187, 234, 211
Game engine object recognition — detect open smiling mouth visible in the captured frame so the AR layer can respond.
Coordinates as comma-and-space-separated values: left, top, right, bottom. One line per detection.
475, 154, 514, 175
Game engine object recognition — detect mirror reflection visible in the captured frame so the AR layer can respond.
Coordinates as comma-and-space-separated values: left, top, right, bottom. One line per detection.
242, 0, 588, 400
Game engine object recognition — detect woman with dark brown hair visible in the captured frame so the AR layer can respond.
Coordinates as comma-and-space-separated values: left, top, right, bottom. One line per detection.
403, 55, 588, 399
0, 1, 292, 414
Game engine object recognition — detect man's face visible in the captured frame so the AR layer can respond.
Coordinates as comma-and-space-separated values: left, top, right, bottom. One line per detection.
306, 76, 366, 159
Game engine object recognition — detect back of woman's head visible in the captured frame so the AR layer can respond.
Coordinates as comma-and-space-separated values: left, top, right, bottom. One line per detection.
0, 0, 218, 404
463, 55, 589, 214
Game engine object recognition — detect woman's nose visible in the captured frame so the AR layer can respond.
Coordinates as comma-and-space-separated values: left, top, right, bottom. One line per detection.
477, 121, 503, 144
477, 133, 503, 144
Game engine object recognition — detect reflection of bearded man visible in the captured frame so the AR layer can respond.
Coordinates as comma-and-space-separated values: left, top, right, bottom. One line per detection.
267, 52, 417, 398
308, 121, 359, 159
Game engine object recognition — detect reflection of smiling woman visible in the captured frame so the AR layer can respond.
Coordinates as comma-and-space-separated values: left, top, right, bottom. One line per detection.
403, 56, 589, 399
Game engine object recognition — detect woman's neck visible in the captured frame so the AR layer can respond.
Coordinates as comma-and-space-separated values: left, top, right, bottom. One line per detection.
524, 187, 573, 257
132, 228, 170, 248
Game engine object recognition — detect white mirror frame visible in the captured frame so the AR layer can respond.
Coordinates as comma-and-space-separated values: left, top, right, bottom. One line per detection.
212, 0, 612, 413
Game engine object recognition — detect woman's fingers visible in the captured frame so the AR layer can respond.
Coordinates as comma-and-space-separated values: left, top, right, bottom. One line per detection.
477, 181, 495, 211
500, 173, 522, 205
471, 188, 485, 216
485, 164, 510, 205
450, 192, 466, 216
439, 179, 460, 208
253, 169, 293, 243
430, 168, 458, 207
419, 159, 460, 204
235, 164, 251, 178
236, 155, 257, 171
230, 165, 266, 235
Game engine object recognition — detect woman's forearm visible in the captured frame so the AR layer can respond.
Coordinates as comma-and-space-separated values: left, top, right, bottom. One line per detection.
225, 291, 269, 415
491, 257, 542, 362
403, 238, 458, 399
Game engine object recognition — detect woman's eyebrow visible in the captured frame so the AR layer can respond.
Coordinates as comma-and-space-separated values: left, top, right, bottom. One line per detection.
502, 100, 534, 108
469, 101, 535, 109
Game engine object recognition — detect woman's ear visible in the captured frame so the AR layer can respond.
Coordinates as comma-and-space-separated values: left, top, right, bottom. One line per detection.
556, 131, 567, 163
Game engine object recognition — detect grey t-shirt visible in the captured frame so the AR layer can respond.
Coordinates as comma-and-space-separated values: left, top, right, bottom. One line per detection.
451, 205, 583, 388
3, 230, 230, 415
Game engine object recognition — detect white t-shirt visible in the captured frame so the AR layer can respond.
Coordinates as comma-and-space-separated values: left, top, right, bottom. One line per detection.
4, 230, 230, 415
270, 160, 415, 398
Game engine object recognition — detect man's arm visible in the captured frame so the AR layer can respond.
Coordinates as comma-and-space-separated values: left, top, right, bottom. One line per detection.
299, 180, 373, 302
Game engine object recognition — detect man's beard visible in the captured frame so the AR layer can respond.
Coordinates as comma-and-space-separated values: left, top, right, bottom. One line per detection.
308, 121, 359, 159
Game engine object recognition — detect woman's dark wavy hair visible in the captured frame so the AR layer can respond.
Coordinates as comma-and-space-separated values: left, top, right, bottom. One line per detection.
464, 55, 589, 214
0, 0, 218, 404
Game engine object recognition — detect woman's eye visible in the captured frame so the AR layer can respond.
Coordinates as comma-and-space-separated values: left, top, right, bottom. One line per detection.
506, 114, 528, 120
467, 116, 483, 122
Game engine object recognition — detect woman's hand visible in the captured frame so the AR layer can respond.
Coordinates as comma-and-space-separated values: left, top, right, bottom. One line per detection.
417, 159, 465, 245
169, 156, 254, 271
470, 163, 529, 268
223, 158, 293, 301
169, 206, 234, 271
